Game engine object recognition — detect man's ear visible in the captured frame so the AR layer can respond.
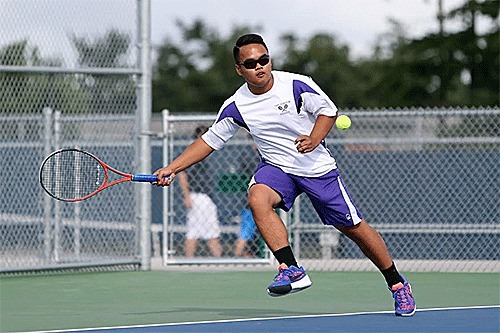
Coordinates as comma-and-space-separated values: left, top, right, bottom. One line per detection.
235, 64, 243, 77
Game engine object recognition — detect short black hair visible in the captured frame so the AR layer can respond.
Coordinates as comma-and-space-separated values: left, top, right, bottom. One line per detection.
233, 34, 268, 63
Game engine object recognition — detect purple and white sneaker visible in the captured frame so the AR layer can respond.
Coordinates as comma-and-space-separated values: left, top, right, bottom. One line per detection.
390, 275, 416, 316
267, 263, 312, 297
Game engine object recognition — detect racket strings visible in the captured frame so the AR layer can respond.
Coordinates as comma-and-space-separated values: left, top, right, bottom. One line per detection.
41, 150, 105, 201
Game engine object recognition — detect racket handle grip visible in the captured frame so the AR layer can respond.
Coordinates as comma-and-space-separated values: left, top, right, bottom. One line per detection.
132, 174, 159, 182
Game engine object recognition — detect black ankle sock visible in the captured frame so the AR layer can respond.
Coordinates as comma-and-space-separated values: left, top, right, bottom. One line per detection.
272, 246, 298, 267
380, 262, 404, 286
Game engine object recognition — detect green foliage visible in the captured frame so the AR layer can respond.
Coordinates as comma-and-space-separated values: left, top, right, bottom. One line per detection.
72, 30, 135, 114
279, 34, 365, 108
152, 1, 498, 111
1, 30, 135, 114
0, 40, 85, 114
363, 0, 499, 108
152, 20, 250, 113
72, 29, 130, 68
2, 1, 498, 115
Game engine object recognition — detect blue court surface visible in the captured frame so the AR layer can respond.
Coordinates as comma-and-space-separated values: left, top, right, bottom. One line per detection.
39, 306, 499, 333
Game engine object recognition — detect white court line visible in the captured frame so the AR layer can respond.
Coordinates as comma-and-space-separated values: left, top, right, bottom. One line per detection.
27, 305, 500, 333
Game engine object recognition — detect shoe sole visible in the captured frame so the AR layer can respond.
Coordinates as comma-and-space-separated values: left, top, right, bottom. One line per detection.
267, 275, 312, 297
395, 306, 416, 317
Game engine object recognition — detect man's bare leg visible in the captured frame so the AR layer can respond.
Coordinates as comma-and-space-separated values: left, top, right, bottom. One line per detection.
248, 184, 288, 251
184, 238, 197, 257
336, 220, 393, 270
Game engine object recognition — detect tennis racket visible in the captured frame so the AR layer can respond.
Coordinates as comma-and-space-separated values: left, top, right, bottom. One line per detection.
39, 148, 159, 202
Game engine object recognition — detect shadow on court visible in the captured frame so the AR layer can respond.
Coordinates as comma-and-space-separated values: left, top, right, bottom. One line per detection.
122, 306, 315, 317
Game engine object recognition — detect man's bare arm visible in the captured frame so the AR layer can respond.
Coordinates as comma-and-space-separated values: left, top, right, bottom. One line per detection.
153, 138, 215, 186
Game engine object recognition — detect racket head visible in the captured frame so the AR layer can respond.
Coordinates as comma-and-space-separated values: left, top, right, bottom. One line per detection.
39, 148, 109, 202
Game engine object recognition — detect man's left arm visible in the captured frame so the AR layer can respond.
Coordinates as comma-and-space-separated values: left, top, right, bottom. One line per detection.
294, 115, 336, 154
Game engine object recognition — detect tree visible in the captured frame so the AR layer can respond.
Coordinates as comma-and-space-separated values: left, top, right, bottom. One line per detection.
153, 25, 369, 112
446, 0, 499, 105
0, 40, 85, 114
152, 20, 253, 113
278, 34, 366, 108
152, 7, 498, 112
72, 30, 136, 114
365, 0, 499, 107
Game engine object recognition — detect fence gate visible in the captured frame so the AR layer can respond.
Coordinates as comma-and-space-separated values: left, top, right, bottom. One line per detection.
159, 111, 273, 265
158, 108, 499, 272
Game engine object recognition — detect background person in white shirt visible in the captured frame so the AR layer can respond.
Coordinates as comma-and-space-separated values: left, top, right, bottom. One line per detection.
178, 125, 222, 257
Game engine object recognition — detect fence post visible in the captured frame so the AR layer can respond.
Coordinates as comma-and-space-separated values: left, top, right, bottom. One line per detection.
42, 107, 53, 260
292, 196, 301, 260
53, 110, 61, 262
137, 0, 152, 270
161, 109, 170, 266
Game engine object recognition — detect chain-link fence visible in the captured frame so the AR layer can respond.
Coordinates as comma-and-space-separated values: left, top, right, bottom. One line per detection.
1, 1, 499, 274
159, 108, 500, 272
0, 1, 151, 272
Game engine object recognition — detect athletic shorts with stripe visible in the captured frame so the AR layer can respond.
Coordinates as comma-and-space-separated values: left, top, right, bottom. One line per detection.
249, 161, 363, 227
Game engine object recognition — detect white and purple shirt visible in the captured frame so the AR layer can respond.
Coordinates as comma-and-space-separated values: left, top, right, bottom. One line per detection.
202, 71, 338, 177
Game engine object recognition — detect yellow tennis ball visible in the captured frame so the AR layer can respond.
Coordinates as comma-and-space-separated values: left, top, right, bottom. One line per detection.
336, 115, 351, 130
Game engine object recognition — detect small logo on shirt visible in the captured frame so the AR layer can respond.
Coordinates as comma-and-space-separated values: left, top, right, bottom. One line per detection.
275, 101, 291, 115
345, 214, 351, 221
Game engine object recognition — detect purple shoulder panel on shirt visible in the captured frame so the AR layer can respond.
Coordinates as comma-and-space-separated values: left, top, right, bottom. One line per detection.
292, 79, 319, 113
216, 101, 249, 131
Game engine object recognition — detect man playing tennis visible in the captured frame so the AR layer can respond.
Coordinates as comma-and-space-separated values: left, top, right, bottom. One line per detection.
154, 33, 416, 316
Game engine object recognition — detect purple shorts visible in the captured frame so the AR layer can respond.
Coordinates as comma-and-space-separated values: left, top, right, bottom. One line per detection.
251, 162, 363, 227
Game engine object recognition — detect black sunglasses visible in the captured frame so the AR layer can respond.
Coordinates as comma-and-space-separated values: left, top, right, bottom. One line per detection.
238, 54, 270, 69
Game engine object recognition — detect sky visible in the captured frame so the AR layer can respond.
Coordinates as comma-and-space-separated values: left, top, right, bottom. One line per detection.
150, 0, 469, 58
0, 0, 477, 65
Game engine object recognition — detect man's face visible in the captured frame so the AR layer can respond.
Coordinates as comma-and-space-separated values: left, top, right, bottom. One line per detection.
235, 43, 273, 94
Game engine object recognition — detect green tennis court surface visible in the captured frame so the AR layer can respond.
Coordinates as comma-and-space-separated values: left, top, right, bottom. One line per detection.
1, 271, 498, 332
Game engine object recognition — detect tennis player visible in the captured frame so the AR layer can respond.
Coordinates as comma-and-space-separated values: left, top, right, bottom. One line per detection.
154, 33, 416, 316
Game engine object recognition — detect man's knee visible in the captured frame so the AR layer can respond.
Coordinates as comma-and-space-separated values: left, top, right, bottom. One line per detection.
336, 219, 367, 238
248, 184, 280, 210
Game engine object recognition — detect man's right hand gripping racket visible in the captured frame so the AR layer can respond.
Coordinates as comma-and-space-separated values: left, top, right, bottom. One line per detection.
39, 148, 161, 202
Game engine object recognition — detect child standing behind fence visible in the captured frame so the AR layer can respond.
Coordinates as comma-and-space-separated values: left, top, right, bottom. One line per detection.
178, 125, 222, 257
